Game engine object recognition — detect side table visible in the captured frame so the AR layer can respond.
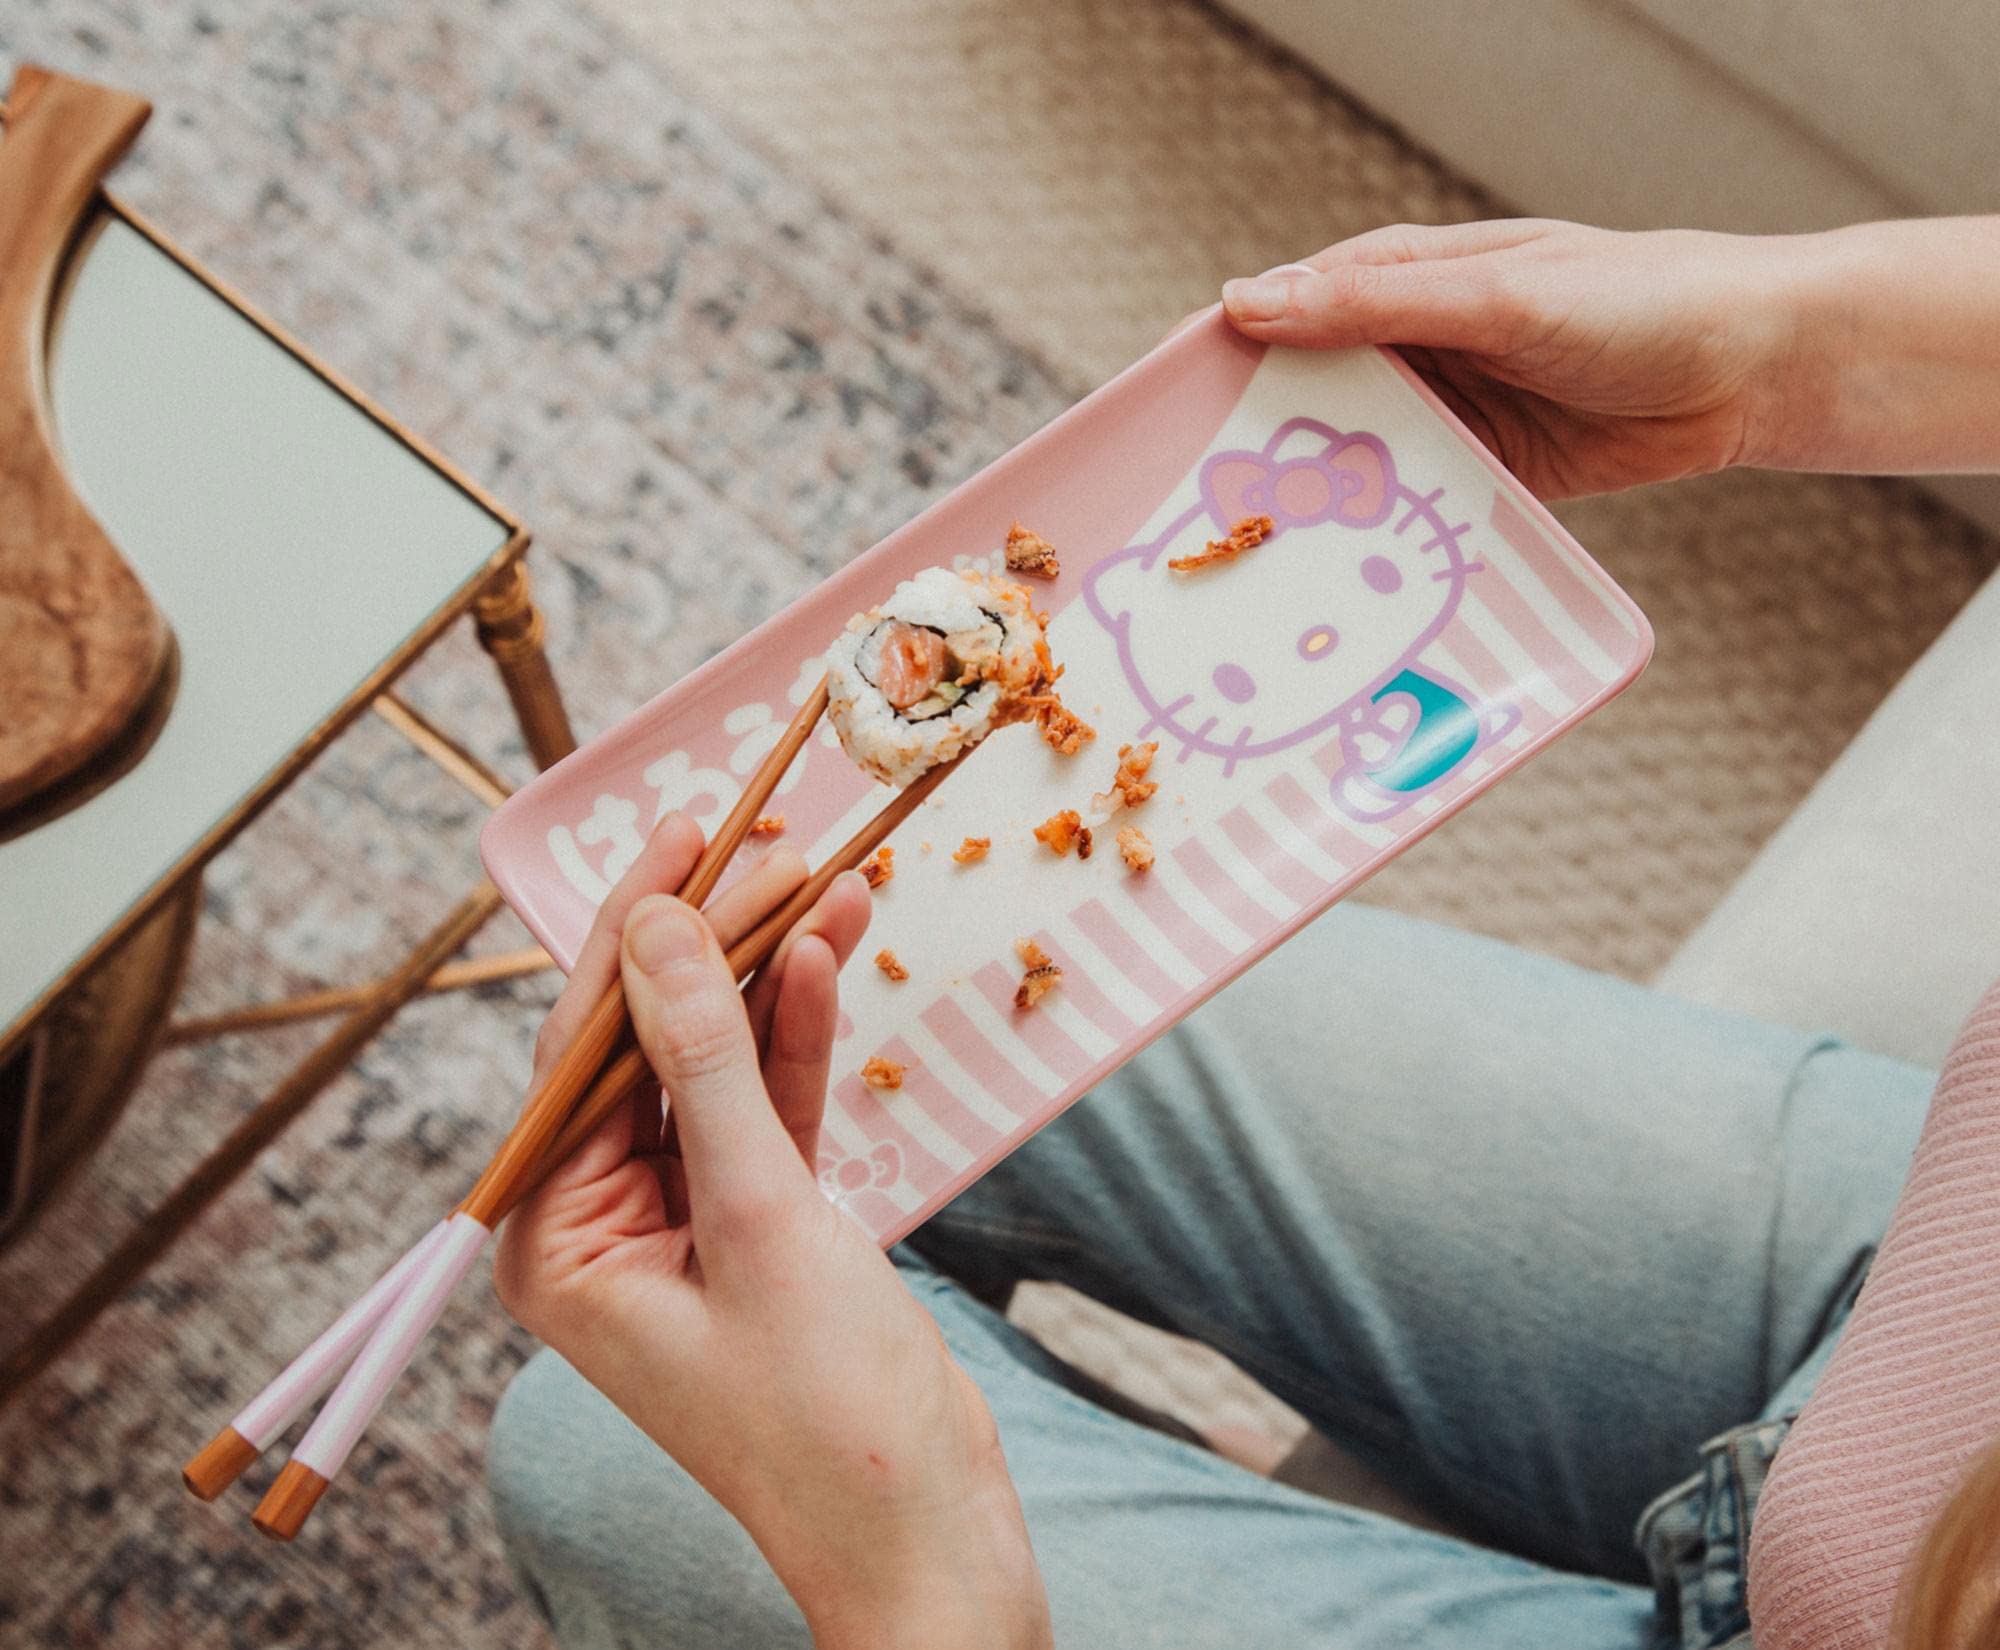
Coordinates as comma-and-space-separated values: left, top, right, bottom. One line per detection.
0, 97, 574, 1404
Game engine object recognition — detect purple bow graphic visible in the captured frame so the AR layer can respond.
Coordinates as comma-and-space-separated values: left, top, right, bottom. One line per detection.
1198, 417, 1398, 536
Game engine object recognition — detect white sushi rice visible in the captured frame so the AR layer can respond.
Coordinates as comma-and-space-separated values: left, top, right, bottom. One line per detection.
825, 566, 1047, 786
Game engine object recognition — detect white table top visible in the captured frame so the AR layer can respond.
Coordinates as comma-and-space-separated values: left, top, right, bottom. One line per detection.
1, 213, 513, 1040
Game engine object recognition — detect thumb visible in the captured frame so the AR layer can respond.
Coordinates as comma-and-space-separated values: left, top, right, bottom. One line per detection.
1221, 258, 1516, 354
621, 895, 802, 1219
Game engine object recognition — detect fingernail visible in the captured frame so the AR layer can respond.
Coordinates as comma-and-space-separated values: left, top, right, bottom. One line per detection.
1223, 276, 1293, 322
628, 899, 705, 973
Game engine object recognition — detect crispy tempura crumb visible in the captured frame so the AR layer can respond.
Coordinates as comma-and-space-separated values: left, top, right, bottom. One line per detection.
862, 1056, 905, 1090
1076, 825, 1094, 859
874, 948, 909, 982
748, 814, 785, 835
861, 846, 895, 888
1004, 521, 1061, 579
952, 836, 992, 864
1037, 698, 1096, 755
1169, 513, 1274, 573
1032, 808, 1085, 856
1117, 826, 1155, 872
1013, 938, 1063, 1009
1096, 741, 1160, 812
1015, 968, 1060, 1010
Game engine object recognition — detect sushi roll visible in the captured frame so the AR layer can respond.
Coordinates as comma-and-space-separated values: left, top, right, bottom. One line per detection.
825, 566, 1053, 787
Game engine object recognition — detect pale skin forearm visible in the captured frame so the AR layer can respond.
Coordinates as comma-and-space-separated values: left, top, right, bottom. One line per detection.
1222, 214, 2000, 501
796, 1469, 1052, 1650
1752, 216, 2000, 476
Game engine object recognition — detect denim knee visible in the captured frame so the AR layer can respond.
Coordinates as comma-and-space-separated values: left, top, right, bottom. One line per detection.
488, 1349, 809, 1648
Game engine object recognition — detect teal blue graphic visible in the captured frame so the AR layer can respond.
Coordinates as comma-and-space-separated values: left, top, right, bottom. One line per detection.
1368, 670, 1479, 794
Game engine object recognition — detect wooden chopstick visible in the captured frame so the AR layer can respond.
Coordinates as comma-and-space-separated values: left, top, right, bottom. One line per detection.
454, 678, 830, 1230
725, 748, 961, 976
682, 676, 830, 910
505, 729, 965, 1210
245, 679, 980, 1541
193, 682, 832, 1513
246, 689, 836, 1540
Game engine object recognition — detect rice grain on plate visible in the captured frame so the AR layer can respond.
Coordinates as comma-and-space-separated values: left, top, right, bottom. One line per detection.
1116, 826, 1154, 872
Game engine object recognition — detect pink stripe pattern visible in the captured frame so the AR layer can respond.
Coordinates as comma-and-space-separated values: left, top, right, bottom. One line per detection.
1121, 865, 1236, 973
922, 995, 1051, 1116
1173, 837, 1287, 934
1488, 492, 1638, 660
1462, 559, 1604, 708
1071, 898, 1185, 1010
834, 1071, 958, 1190
884, 1035, 1009, 1156
1023, 931, 1141, 1045
971, 962, 1093, 1083
1262, 771, 1373, 871
1218, 806, 1329, 910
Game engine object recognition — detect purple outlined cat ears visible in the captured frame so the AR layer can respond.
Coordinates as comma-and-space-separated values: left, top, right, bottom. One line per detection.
1198, 417, 1398, 534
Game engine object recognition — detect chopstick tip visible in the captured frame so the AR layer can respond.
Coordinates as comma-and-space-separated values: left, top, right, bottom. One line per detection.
181, 1426, 259, 1501
251, 1459, 328, 1540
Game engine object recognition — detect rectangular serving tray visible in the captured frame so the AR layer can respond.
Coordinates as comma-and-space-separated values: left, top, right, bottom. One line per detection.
481, 311, 1652, 1244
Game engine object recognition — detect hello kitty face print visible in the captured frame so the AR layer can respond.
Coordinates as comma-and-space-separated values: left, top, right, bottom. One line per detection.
1081, 416, 1515, 820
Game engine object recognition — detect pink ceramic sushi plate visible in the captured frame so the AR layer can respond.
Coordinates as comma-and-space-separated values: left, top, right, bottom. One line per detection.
481, 310, 1653, 1247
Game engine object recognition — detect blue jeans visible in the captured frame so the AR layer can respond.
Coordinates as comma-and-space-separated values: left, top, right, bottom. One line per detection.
488, 904, 1936, 1647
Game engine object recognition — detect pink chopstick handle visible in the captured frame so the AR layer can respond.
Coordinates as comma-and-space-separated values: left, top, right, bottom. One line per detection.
288, 1212, 490, 1482
230, 1219, 451, 1450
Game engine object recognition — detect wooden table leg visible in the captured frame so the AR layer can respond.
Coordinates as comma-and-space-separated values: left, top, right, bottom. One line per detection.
473, 558, 575, 770
0, 871, 200, 1243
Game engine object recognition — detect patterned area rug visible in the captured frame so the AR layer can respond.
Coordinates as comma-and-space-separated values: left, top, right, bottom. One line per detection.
0, 4, 1073, 1645
3, 0, 1997, 1644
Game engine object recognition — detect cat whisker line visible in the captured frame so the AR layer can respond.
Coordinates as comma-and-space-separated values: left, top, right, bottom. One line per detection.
1419, 530, 1473, 558
1221, 722, 1256, 777
1136, 694, 1194, 742
1394, 488, 1446, 534
1180, 716, 1219, 762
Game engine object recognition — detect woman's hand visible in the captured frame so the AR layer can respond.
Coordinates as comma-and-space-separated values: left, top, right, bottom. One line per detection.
1223, 217, 2000, 497
495, 816, 1051, 1650
1222, 219, 1796, 498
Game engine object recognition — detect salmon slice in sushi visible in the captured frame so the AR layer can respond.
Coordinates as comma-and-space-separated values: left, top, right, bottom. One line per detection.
826, 567, 1053, 786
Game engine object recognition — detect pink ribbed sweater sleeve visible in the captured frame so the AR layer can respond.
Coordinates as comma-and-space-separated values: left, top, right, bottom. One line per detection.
1747, 979, 2000, 1648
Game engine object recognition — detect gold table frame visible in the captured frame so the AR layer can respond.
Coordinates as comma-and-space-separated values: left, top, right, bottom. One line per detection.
0, 188, 574, 1406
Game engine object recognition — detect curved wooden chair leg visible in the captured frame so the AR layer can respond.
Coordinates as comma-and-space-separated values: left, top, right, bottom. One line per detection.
0, 66, 175, 818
